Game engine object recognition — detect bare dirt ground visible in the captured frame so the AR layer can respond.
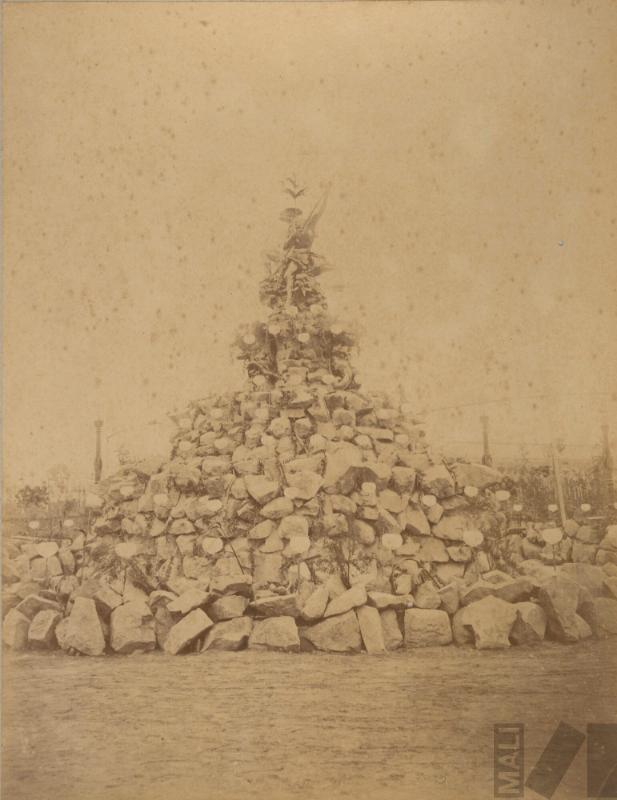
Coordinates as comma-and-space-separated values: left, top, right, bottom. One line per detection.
3, 640, 616, 800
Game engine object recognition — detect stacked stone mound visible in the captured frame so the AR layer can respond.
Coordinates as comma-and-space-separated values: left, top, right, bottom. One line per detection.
4, 186, 617, 655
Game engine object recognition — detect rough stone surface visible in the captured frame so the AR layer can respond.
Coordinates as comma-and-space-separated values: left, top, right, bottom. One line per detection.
164, 609, 213, 655
3, 609, 30, 650
380, 609, 403, 650
27, 610, 62, 649
414, 582, 441, 610
356, 605, 386, 654
535, 576, 581, 643
578, 597, 617, 638
167, 589, 210, 615
403, 609, 452, 647
300, 585, 329, 621
208, 594, 249, 621
367, 592, 408, 611
15, 594, 62, 620
249, 594, 301, 618
301, 610, 362, 653
456, 596, 517, 650
110, 600, 156, 654
324, 585, 368, 618
510, 602, 547, 645
202, 617, 253, 652
248, 616, 300, 652
452, 462, 502, 489
461, 573, 534, 606
57, 597, 105, 656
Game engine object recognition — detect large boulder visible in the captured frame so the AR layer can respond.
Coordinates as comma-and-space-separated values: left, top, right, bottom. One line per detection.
300, 610, 362, 653
355, 605, 386, 654
3, 608, 30, 650
403, 609, 452, 647
414, 582, 441, 610
380, 609, 403, 650
577, 597, 617, 638
558, 563, 607, 597
510, 602, 547, 645
431, 514, 469, 542
248, 616, 300, 652
599, 525, 617, 551
110, 600, 156, 654
56, 597, 105, 656
208, 594, 249, 621
453, 596, 517, 650
300, 585, 329, 621
167, 588, 210, 615
421, 464, 455, 498
323, 443, 364, 493
28, 609, 62, 649
249, 594, 301, 618
367, 592, 409, 611
15, 594, 62, 620
461, 572, 534, 606
324, 585, 367, 618
452, 462, 503, 489
164, 609, 213, 654
202, 617, 253, 652
534, 576, 580, 643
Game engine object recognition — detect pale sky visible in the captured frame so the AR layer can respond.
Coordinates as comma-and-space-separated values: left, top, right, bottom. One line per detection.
4, 1, 617, 486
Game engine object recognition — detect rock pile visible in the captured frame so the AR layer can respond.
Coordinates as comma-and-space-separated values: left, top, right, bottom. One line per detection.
4, 184, 617, 656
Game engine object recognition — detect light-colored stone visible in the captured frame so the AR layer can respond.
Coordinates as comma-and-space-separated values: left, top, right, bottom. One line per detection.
167, 588, 210, 615
250, 594, 301, 618
452, 462, 502, 489
461, 573, 534, 606
300, 585, 329, 621
278, 515, 309, 539
3, 609, 30, 650
57, 597, 105, 656
208, 594, 249, 621
356, 605, 386, 654
437, 583, 460, 615
414, 582, 441, 610
164, 608, 213, 654
403, 609, 452, 647
421, 465, 455, 498
380, 609, 403, 650
209, 574, 253, 596
27, 609, 62, 649
578, 597, 617, 638
260, 497, 294, 520
432, 514, 469, 542
301, 610, 362, 653
286, 470, 323, 500
323, 443, 364, 493
367, 592, 408, 611
324, 585, 368, 618
456, 596, 517, 650
244, 475, 280, 505
202, 617, 253, 651
398, 508, 430, 536
15, 594, 62, 620
110, 600, 156, 654
535, 576, 580, 643
248, 616, 300, 652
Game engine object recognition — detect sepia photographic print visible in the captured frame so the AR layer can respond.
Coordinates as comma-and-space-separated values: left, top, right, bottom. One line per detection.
2, 2, 617, 799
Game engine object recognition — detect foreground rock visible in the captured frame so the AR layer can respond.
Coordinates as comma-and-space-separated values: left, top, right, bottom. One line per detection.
110, 600, 156, 654
535, 576, 580, 643
202, 617, 253, 652
28, 610, 62, 649
578, 597, 617, 639
300, 611, 362, 653
509, 602, 547, 645
248, 616, 300, 652
3, 609, 30, 650
164, 609, 213, 654
355, 606, 386, 654
56, 597, 106, 656
380, 609, 403, 650
404, 609, 452, 647
453, 596, 517, 649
